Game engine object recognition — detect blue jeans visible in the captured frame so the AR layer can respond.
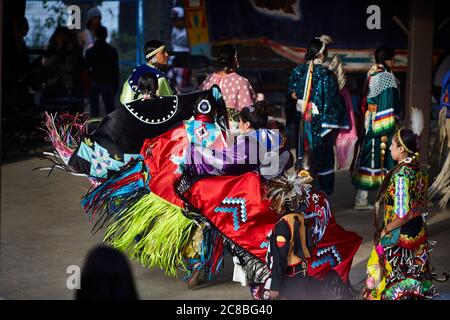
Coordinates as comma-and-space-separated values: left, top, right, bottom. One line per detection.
89, 82, 115, 117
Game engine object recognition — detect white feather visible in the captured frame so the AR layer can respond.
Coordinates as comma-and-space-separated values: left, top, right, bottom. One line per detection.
410, 107, 424, 136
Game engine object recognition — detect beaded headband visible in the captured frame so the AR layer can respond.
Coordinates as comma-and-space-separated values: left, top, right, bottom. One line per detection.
397, 129, 414, 154
145, 45, 165, 60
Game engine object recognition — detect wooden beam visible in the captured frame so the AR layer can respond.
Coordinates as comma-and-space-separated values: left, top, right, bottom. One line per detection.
0, 0, 3, 165
405, 0, 434, 163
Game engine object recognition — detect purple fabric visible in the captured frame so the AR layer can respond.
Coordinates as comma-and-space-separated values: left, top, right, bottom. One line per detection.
186, 134, 258, 176
185, 129, 292, 179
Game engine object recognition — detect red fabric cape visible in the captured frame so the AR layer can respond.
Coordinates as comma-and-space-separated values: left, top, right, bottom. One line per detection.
141, 125, 187, 208
185, 172, 278, 262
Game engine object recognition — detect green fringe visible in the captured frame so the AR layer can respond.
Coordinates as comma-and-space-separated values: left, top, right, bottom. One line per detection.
104, 192, 196, 277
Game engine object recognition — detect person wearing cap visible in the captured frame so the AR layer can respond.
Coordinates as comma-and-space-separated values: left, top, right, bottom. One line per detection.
288, 35, 349, 196
170, 7, 190, 53
79, 6, 102, 58
119, 40, 177, 105
167, 6, 191, 91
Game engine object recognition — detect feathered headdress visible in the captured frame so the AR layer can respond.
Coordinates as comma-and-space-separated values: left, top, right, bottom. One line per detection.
268, 157, 313, 214
315, 34, 334, 55
316, 34, 334, 45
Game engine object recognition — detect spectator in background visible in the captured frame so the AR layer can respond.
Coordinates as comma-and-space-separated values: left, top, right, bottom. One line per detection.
76, 245, 139, 300
18, 17, 30, 78
86, 26, 119, 117
77, 7, 103, 110
41, 27, 79, 100
79, 6, 102, 58
170, 6, 190, 53
16, 17, 33, 111
36, 26, 85, 113
168, 6, 192, 91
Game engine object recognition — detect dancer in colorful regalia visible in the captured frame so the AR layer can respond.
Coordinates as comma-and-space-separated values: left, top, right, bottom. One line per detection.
428, 71, 450, 208
240, 158, 362, 300
40, 76, 212, 181
352, 45, 399, 210
174, 112, 362, 297
43, 94, 293, 286
79, 87, 231, 280
120, 40, 177, 104
182, 101, 292, 180
363, 109, 448, 300
288, 35, 349, 195
199, 44, 257, 131
329, 55, 358, 171
97, 100, 292, 286
177, 101, 293, 287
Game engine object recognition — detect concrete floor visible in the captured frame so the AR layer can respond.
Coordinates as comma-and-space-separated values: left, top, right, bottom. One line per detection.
1, 156, 449, 300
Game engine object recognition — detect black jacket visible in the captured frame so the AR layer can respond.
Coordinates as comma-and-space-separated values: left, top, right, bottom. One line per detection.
86, 40, 119, 90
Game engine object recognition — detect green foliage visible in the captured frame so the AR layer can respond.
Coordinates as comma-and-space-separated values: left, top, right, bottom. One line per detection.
28, 1, 67, 48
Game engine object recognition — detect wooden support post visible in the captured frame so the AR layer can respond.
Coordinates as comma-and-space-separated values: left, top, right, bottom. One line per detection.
405, 0, 434, 163
0, 0, 3, 165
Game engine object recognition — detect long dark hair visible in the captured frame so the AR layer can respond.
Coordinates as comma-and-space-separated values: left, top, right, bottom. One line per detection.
375, 45, 395, 71
75, 245, 139, 300
373, 128, 419, 242
137, 72, 159, 97
305, 38, 328, 61
239, 100, 275, 129
217, 44, 238, 70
